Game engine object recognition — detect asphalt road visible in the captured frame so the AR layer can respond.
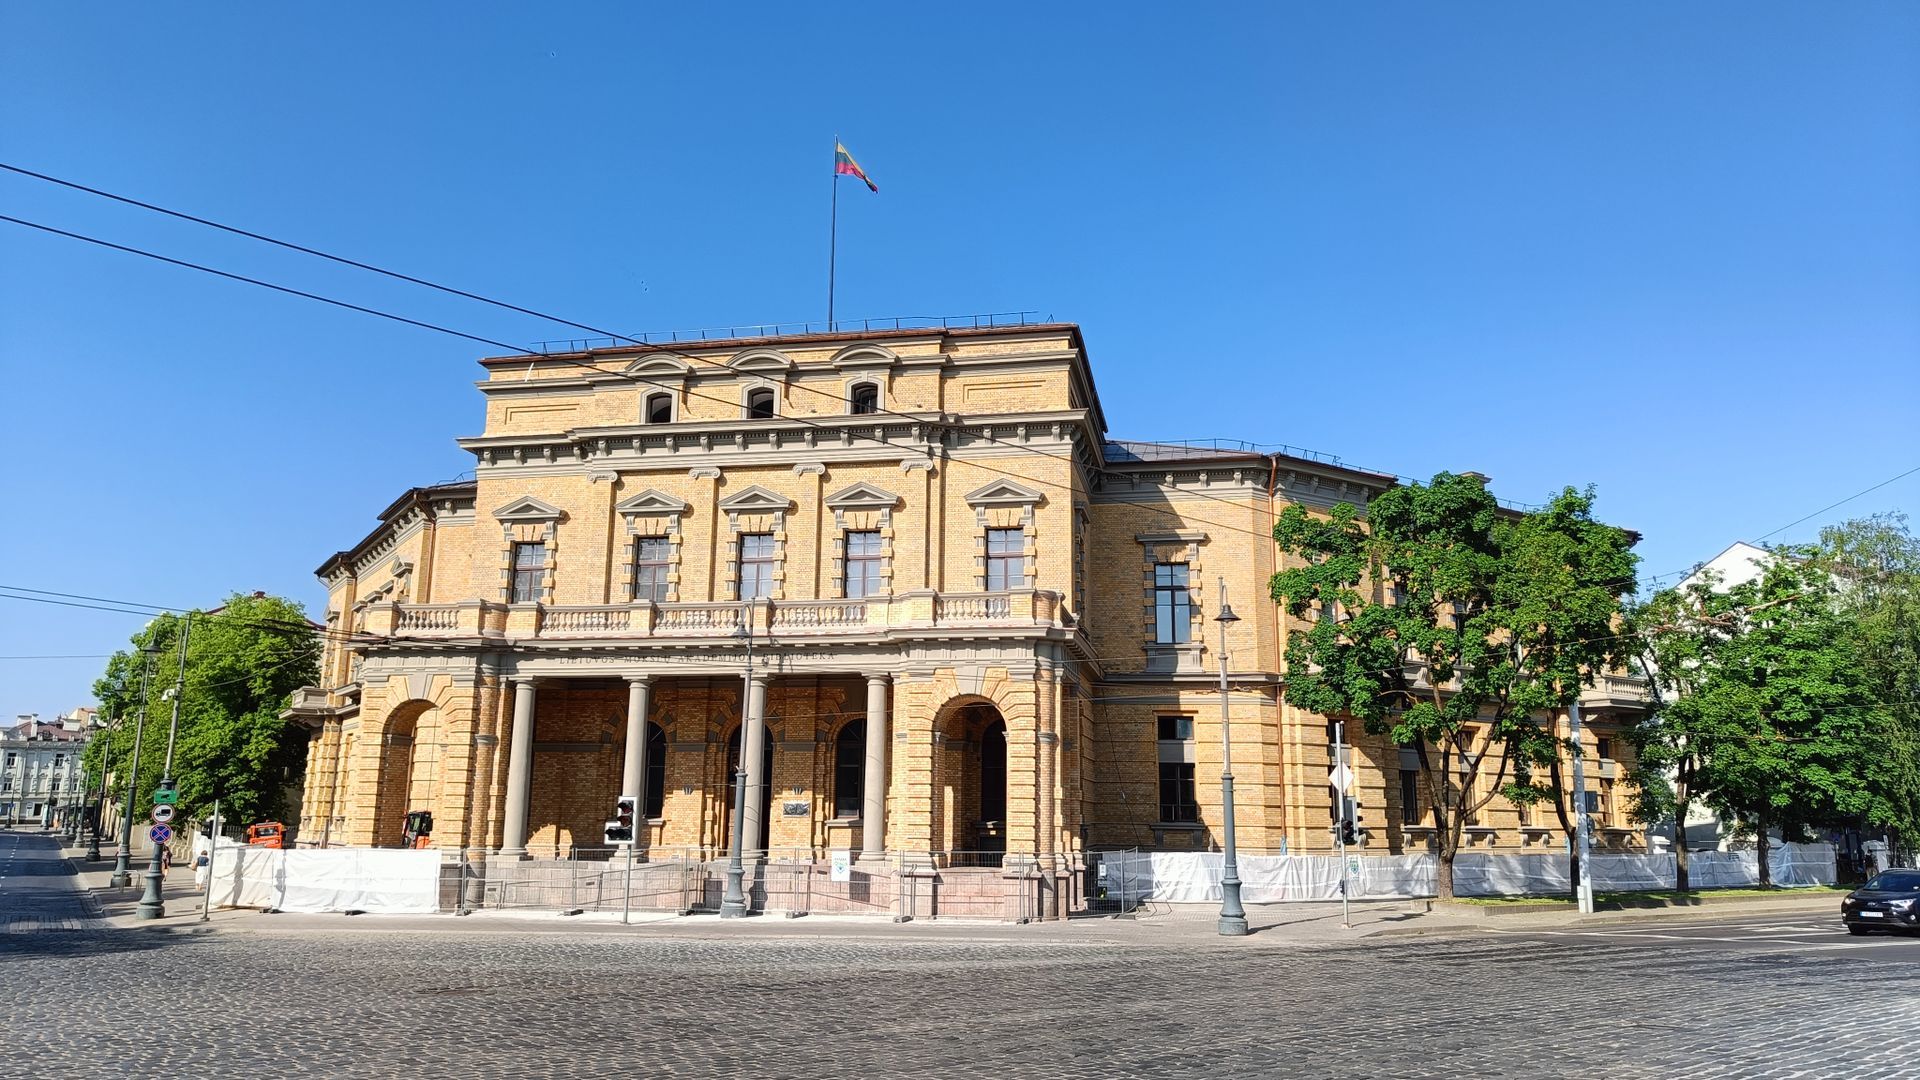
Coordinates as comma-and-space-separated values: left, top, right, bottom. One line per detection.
3, 829, 1918, 1079
0, 828, 96, 931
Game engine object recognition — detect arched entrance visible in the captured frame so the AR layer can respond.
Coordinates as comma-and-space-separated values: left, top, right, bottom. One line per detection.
935, 700, 1009, 864
372, 700, 437, 848
723, 724, 774, 853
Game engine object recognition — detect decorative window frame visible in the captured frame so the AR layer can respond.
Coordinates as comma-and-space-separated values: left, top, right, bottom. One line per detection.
824, 481, 902, 598
832, 342, 896, 414
615, 489, 690, 603
716, 485, 796, 601
1137, 530, 1207, 673
494, 496, 566, 605
742, 384, 779, 420
728, 349, 793, 421
627, 356, 690, 424
965, 479, 1043, 591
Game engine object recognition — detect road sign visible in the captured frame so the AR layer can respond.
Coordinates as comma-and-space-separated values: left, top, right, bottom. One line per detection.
149, 823, 174, 845
152, 788, 179, 806
150, 804, 175, 825
1328, 763, 1354, 792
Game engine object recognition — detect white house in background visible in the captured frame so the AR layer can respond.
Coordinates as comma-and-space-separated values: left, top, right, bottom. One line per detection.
0, 711, 92, 826
1686, 541, 1774, 592
1644, 541, 1779, 853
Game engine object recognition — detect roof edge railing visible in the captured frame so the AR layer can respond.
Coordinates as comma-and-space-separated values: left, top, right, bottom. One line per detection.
529, 311, 1049, 354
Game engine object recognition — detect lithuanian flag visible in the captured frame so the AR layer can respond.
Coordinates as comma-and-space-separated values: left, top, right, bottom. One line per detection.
834, 142, 878, 193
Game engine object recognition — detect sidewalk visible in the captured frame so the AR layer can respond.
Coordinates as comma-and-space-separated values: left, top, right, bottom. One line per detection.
54, 840, 1847, 946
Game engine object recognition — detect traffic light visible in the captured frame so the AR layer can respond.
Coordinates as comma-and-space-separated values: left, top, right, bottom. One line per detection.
1338, 818, 1359, 846
603, 795, 637, 845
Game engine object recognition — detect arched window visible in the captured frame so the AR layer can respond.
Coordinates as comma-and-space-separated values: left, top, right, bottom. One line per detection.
834, 719, 865, 818
645, 392, 674, 424
745, 387, 776, 419
644, 722, 667, 819
849, 382, 879, 415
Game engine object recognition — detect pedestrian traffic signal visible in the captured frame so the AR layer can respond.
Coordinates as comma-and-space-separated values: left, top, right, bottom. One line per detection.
1338, 818, 1358, 846
603, 795, 637, 845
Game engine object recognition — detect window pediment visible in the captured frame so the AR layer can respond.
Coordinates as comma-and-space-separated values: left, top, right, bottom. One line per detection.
727, 348, 795, 374
830, 342, 899, 370
824, 482, 902, 512
616, 489, 690, 516
625, 355, 692, 378
493, 496, 566, 523
717, 485, 797, 513
965, 479, 1045, 509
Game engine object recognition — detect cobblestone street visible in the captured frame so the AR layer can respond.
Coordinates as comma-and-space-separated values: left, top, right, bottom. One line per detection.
4, 914, 1917, 1079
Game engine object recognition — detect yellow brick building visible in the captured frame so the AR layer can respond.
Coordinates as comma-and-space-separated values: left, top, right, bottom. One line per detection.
286, 320, 1644, 896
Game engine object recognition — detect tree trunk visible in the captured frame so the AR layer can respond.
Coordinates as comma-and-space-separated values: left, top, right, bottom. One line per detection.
1673, 815, 1691, 893
1756, 809, 1772, 889
1436, 845, 1456, 900
1547, 753, 1578, 901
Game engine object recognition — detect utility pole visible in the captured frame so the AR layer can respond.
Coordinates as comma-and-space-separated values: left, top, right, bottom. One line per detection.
1334, 720, 1352, 929
1570, 699, 1594, 915
201, 797, 219, 923
719, 600, 754, 919
137, 613, 191, 921
1214, 579, 1248, 936
109, 647, 158, 888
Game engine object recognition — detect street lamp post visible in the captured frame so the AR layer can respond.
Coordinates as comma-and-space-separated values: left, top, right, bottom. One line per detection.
109, 647, 159, 888
137, 613, 192, 921
85, 708, 113, 861
718, 600, 755, 919
1214, 578, 1248, 937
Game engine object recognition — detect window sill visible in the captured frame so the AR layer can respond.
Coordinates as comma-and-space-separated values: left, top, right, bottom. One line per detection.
1155, 821, 1206, 830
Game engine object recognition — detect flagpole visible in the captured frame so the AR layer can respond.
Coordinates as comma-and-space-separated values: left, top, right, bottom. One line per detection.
828, 133, 839, 330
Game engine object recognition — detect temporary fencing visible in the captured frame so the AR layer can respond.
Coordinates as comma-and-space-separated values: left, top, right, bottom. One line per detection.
1090, 842, 1838, 903
207, 845, 441, 913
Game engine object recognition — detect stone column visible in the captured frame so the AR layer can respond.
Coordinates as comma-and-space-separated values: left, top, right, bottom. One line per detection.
620, 676, 652, 807
498, 679, 537, 858
740, 674, 770, 854
861, 675, 890, 859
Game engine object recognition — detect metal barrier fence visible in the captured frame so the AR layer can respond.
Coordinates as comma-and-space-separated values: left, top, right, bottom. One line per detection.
444, 846, 1127, 923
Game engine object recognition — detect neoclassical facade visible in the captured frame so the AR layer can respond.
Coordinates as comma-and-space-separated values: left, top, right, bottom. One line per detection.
286, 321, 1645, 875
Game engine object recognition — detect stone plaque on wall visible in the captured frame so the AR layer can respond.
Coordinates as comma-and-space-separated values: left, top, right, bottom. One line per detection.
781, 800, 809, 818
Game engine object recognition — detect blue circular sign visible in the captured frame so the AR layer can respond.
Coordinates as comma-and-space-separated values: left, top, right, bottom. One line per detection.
149, 823, 174, 845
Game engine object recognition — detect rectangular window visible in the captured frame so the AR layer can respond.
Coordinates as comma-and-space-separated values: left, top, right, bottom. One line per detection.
1153, 562, 1192, 643
985, 528, 1023, 591
1399, 769, 1421, 826
1156, 715, 1193, 741
50, 778, 60, 793
510, 542, 547, 604
633, 537, 672, 603
1158, 763, 1199, 823
844, 530, 883, 598
1596, 737, 1612, 761
738, 533, 775, 600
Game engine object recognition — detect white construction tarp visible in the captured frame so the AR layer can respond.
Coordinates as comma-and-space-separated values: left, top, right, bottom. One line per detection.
208, 846, 440, 914
1096, 842, 1835, 903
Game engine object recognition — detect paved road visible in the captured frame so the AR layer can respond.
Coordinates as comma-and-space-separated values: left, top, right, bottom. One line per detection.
0, 829, 96, 931
1486, 910, 1920, 957
3, 832, 1918, 1078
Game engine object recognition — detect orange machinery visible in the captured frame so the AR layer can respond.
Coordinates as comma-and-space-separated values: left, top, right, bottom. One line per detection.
245, 821, 286, 848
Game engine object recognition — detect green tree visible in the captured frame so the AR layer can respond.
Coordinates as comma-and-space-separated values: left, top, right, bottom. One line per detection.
82, 592, 319, 830
1270, 474, 1636, 899
1808, 513, 1920, 846
1631, 556, 1893, 886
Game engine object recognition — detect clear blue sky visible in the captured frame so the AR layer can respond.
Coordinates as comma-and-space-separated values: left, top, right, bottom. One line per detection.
3, 4, 1916, 718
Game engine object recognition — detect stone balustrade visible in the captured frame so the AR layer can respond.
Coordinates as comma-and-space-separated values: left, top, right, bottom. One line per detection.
381, 590, 1068, 642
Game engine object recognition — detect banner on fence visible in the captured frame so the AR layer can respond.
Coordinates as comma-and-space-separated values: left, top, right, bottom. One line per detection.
208, 846, 441, 914
1096, 843, 1836, 904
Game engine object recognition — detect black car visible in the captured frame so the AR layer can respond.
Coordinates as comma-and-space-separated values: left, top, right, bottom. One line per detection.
1841, 869, 1920, 935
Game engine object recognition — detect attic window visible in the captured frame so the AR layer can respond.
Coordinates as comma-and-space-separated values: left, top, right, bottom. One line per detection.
849, 382, 878, 415
746, 387, 776, 420
646, 392, 674, 424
